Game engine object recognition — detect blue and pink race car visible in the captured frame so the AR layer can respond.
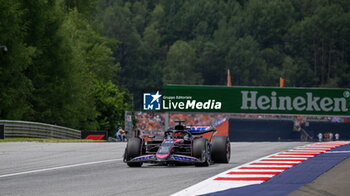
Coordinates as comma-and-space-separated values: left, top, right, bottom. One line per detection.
124, 121, 230, 167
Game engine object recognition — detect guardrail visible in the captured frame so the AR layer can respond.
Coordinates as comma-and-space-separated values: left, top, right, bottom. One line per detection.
0, 120, 81, 139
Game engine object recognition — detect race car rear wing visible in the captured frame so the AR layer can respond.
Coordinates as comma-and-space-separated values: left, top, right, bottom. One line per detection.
186, 126, 216, 135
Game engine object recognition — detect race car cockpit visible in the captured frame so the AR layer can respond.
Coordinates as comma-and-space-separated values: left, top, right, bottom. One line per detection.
164, 121, 192, 140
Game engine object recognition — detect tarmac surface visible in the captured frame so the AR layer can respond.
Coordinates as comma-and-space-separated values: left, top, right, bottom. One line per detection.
290, 153, 350, 196
0, 142, 308, 196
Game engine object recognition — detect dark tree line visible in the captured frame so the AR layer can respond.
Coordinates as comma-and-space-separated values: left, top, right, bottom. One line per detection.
1, 0, 350, 131
0, 0, 130, 134
94, 0, 350, 107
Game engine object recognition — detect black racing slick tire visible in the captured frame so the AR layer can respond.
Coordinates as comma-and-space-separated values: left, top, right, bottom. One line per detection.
211, 136, 230, 163
192, 138, 210, 167
125, 137, 143, 167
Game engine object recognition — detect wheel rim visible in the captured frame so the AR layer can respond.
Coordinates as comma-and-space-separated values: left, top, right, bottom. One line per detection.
226, 142, 231, 161
202, 150, 210, 165
202, 150, 206, 162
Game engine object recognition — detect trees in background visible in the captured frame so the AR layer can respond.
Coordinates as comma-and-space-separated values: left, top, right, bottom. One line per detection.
0, 0, 35, 120
0, 0, 130, 132
1, 0, 350, 129
94, 0, 350, 107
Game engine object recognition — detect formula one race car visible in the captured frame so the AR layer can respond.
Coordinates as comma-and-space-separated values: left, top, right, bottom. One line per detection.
123, 121, 230, 167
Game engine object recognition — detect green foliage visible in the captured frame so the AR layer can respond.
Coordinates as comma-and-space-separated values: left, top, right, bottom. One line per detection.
243, 0, 296, 48
22, 0, 81, 127
94, 80, 131, 136
1, 0, 350, 121
0, 0, 35, 119
226, 36, 267, 85
0, 0, 130, 133
163, 40, 202, 85
94, 0, 350, 109
60, 8, 119, 130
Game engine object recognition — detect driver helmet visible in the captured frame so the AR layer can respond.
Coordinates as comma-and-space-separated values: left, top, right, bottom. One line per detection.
173, 124, 185, 138
174, 124, 185, 131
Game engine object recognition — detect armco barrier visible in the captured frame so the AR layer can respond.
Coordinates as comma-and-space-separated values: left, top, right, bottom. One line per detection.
0, 120, 81, 139
228, 118, 297, 141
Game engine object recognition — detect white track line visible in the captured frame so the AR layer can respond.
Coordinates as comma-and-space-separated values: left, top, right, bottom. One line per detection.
0, 158, 122, 178
171, 152, 287, 196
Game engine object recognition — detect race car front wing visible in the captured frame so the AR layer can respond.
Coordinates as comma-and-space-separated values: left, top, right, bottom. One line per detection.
126, 154, 201, 163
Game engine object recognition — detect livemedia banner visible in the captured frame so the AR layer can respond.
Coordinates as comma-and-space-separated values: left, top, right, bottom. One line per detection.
161, 85, 350, 116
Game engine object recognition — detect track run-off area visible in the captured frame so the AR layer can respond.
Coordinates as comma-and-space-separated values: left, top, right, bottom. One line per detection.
0, 141, 349, 196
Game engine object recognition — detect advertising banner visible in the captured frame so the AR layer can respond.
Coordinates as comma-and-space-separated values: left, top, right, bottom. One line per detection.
81, 131, 108, 140
161, 85, 350, 116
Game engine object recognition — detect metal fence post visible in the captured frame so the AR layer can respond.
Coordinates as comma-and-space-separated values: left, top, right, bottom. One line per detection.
165, 112, 169, 131
0, 125, 4, 139
125, 111, 133, 138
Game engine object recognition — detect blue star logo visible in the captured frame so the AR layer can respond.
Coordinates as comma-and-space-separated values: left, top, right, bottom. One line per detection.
143, 91, 162, 110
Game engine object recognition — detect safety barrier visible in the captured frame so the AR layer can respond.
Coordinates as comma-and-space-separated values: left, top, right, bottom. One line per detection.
228, 118, 296, 141
0, 120, 81, 139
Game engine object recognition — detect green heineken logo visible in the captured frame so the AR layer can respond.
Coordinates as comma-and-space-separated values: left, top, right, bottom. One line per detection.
241, 91, 348, 112
162, 85, 350, 115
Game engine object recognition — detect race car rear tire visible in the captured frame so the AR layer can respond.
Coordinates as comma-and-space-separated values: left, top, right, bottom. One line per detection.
125, 137, 143, 167
211, 136, 230, 163
192, 138, 210, 167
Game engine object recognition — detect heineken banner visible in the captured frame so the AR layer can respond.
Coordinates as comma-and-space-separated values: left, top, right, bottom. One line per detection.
161, 85, 350, 116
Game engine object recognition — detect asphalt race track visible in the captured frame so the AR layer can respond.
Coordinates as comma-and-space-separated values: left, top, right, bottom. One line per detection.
0, 142, 309, 196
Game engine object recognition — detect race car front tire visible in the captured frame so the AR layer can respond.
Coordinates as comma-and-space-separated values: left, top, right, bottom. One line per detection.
125, 137, 143, 167
192, 138, 210, 167
211, 136, 230, 163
